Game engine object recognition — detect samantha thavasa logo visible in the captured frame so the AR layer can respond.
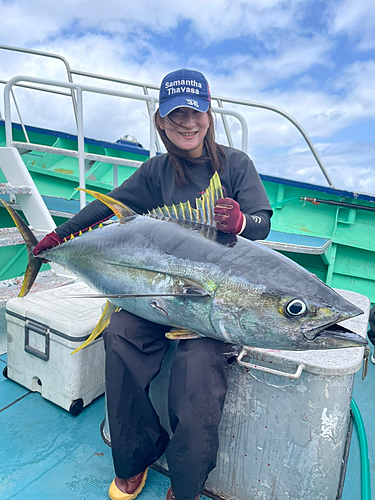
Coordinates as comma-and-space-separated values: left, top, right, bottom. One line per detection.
165, 79, 203, 95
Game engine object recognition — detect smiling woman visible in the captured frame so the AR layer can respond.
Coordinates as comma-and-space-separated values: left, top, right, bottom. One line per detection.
32, 67, 273, 500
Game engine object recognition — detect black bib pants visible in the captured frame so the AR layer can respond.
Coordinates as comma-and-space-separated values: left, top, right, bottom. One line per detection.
103, 309, 232, 500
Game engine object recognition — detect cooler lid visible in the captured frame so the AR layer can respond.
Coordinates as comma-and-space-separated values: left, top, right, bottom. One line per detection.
6, 281, 106, 342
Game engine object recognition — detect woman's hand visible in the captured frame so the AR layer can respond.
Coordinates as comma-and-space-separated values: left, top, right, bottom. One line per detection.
214, 198, 246, 235
33, 231, 64, 261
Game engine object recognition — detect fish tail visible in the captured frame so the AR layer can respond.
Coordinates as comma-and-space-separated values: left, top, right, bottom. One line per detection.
0, 199, 42, 297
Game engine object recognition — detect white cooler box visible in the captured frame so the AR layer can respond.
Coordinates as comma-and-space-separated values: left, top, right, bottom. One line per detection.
5, 281, 107, 415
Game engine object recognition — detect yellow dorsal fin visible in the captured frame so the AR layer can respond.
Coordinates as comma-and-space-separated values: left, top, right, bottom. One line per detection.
148, 172, 223, 226
77, 188, 137, 220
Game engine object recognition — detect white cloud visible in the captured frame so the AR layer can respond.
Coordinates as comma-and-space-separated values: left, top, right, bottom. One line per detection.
207, 33, 333, 94
209, 53, 375, 150
0, 0, 300, 47
329, 0, 375, 51
253, 140, 375, 193
181, 0, 305, 44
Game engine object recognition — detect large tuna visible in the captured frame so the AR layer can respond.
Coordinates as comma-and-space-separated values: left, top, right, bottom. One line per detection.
1, 173, 366, 352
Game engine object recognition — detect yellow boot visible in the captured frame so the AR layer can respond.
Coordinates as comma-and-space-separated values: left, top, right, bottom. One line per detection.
108, 468, 148, 500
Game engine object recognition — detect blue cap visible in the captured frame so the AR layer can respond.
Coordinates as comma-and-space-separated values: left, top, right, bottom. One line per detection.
159, 69, 211, 117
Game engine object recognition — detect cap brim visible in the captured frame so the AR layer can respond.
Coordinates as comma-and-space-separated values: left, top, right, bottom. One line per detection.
159, 96, 210, 117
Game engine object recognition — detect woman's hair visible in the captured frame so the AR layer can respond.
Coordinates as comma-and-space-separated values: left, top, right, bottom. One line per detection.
154, 108, 226, 186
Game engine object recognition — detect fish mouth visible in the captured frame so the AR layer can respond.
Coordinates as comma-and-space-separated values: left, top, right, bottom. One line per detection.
302, 299, 366, 348
303, 322, 367, 347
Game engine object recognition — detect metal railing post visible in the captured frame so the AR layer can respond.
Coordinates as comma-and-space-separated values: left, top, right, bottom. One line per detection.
143, 86, 162, 152
149, 99, 156, 158
4, 83, 13, 147
11, 88, 30, 143
212, 108, 248, 153
113, 165, 118, 188
216, 99, 233, 148
75, 87, 86, 209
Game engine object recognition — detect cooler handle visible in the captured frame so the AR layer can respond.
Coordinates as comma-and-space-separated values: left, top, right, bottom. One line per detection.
25, 319, 50, 361
237, 348, 305, 380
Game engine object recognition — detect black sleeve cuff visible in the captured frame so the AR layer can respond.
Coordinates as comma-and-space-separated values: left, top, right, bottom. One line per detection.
241, 210, 271, 241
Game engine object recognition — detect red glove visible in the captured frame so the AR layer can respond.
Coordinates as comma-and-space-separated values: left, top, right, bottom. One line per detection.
33, 231, 64, 261
214, 198, 246, 235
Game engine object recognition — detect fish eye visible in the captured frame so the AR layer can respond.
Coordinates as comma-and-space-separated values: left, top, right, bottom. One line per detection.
285, 299, 307, 317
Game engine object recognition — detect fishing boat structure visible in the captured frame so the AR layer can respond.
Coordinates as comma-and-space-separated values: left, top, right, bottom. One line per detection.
0, 45, 374, 499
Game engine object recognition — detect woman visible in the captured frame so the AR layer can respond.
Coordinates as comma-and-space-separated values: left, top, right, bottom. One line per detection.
34, 69, 272, 500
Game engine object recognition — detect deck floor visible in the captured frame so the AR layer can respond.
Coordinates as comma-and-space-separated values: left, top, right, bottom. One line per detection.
0, 349, 374, 499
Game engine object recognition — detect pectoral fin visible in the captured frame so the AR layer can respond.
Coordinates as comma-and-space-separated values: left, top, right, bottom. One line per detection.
66, 272, 211, 299
71, 300, 119, 354
67, 291, 210, 298
165, 328, 202, 340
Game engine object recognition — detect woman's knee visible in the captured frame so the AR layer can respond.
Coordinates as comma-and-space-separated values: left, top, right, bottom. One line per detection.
104, 309, 170, 355
102, 309, 128, 347
175, 337, 229, 366
171, 338, 230, 399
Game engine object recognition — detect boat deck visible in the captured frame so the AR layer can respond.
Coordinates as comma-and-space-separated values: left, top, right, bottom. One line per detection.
0, 339, 374, 499
0, 348, 212, 500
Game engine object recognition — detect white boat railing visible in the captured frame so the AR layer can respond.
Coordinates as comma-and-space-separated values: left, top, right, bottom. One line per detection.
2, 75, 249, 210
0, 44, 334, 188
0, 44, 78, 124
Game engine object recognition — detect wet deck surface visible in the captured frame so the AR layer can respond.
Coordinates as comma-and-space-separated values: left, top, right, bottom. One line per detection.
0, 347, 374, 499
0, 355, 212, 500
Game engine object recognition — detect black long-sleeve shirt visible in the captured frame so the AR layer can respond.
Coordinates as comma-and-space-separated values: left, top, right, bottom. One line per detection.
56, 146, 272, 241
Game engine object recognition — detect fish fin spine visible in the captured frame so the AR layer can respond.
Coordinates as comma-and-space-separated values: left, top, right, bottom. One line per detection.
147, 172, 223, 227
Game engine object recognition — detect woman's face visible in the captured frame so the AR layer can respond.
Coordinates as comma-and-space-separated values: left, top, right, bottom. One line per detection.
160, 107, 210, 157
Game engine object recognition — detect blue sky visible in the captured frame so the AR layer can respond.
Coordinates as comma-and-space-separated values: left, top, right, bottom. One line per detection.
0, 0, 374, 194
